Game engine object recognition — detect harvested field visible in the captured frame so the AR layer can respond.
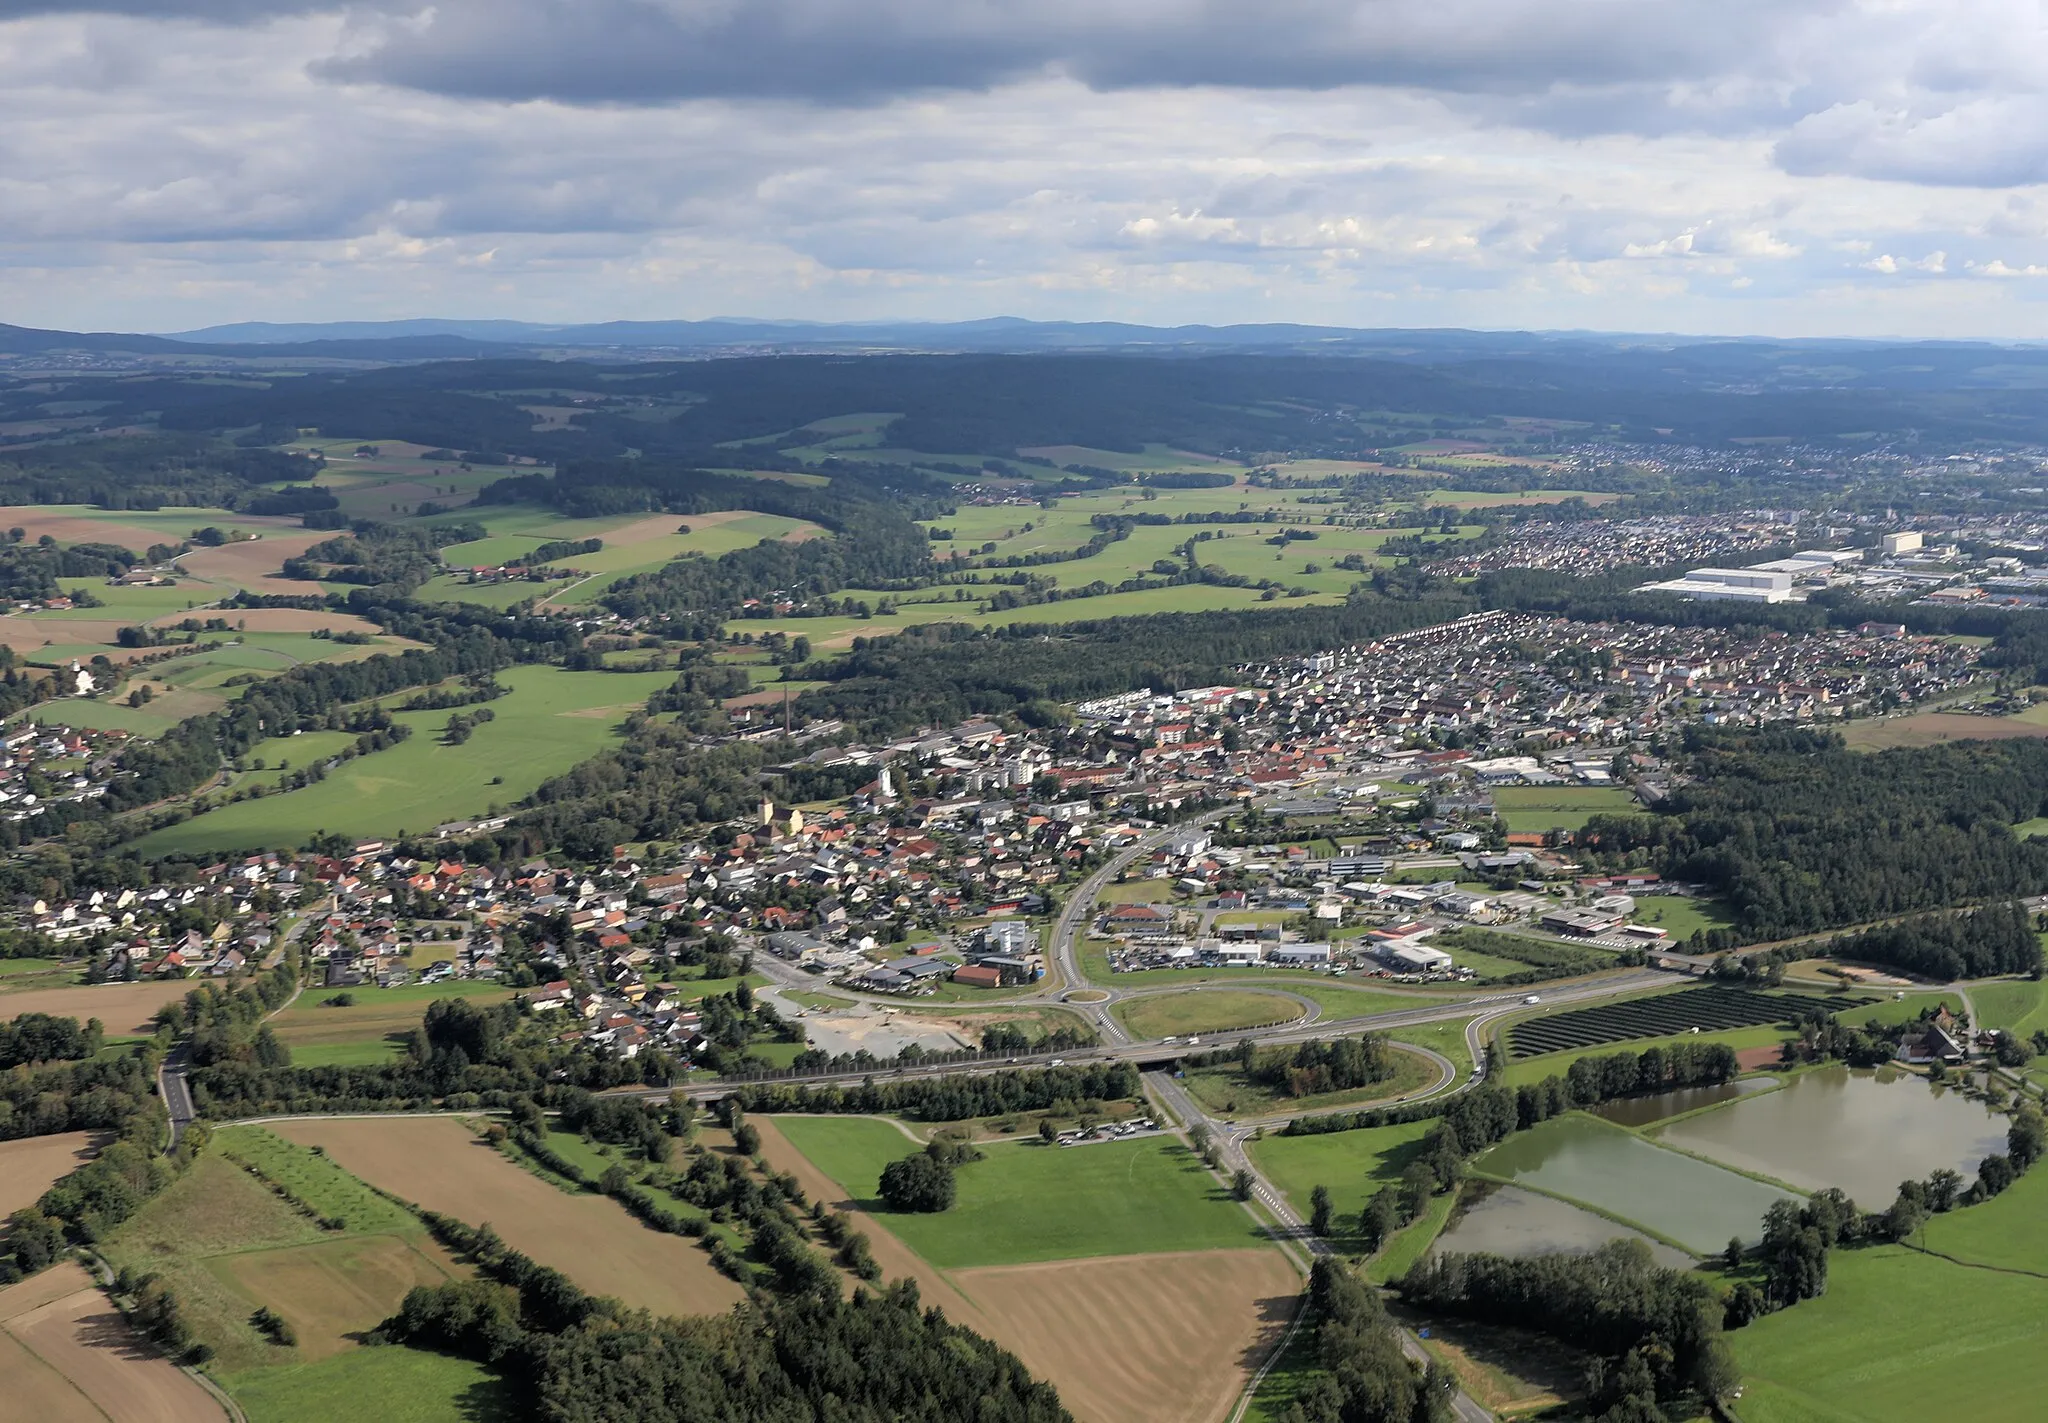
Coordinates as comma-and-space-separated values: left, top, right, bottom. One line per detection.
175, 533, 330, 598
0, 507, 288, 549
0, 980, 192, 1034
0, 1262, 224, 1423
952, 1251, 1300, 1423
169, 608, 386, 636
1843, 712, 2048, 751
273, 1117, 746, 1318
0, 1326, 103, 1423
209, 1235, 459, 1361
0, 1133, 101, 1217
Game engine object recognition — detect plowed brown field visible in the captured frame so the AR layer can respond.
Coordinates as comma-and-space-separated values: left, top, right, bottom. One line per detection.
952, 1251, 1300, 1423
273, 1117, 746, 1318
0, 1133, 101, 1217
0, 1262, 224, 1423
0, 980, 193, 1034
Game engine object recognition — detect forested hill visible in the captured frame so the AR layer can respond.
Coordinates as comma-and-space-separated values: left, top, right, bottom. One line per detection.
14, 349, 2048, 466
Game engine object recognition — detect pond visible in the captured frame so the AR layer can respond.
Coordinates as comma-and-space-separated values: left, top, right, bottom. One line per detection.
1652, 1063, 2010, 1206
1476, 1113, 1799, 1253
1593, 1077, 1778, 1129
1431, 1182, 1695, 1270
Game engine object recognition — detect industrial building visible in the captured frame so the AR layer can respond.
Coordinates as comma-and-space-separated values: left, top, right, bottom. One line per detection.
1636, 567, 1794, 603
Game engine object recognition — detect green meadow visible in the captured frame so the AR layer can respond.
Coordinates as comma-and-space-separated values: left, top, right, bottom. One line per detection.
131, 663, 674, 853
776, 1116, 1260, 1266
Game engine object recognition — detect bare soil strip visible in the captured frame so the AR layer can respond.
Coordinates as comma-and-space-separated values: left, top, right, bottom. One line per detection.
272, 1117, 746, 1319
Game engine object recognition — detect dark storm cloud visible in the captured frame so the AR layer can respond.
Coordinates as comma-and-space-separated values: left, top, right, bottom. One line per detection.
301, 0, 1829, 110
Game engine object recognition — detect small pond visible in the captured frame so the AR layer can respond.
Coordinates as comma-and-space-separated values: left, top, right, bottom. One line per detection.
1430, 1182, 1695, 1270
1477, 1113, 1799, 1253
1652, 1063, 2010, 1205
1593, 1076, 1778, 1129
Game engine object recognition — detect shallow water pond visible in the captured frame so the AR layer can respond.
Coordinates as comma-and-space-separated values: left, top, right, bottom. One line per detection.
1652, 1064, 2009, 1205
1431, 1182, 1695, 1269
1592, 1076, 1777, 1129
1477, 1113, 1798, 1253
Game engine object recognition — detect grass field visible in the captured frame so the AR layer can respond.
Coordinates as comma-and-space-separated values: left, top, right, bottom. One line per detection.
1497, 1022, 1790, 1086
777, 1116, 1261, 1266
1731, 1243, 2048, 1422
1247, 1120, 1436, 1256
132, 663, 675, 853
1114, 990, 1305, 1038
215, 1127, 418, 1233
1488, 785, 1637, 832
270, 980, 516, 1064
1628, 895, 1739, 943
223, 1346, 516, 1423
1918, 1147, 2048, 1272
1969, 977, 2048, 1038
1181, 1041, 1440, 1120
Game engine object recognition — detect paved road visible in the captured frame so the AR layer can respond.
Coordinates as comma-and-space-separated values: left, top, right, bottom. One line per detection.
1149, 1069, 1494, 1423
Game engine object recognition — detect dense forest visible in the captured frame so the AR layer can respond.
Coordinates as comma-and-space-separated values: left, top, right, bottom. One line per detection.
1581, 731, 2048, 940
0, 435, 326, 510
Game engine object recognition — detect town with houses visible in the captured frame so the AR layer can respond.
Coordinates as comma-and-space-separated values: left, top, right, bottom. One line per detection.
7, 591, 2015, 1073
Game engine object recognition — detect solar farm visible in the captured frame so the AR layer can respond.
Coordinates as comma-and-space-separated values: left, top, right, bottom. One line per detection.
1506, 988, 1873, 1060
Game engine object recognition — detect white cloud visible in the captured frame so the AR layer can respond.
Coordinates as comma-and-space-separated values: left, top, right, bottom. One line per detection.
4, 3, 2048, 334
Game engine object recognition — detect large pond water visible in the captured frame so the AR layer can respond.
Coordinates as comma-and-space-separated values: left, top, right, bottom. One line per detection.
1477, 1113, 1798, 1253
1430, 1182, 1695, 1270
1652, 1063, 2010, 1205
1592, 1077, 1778, 1129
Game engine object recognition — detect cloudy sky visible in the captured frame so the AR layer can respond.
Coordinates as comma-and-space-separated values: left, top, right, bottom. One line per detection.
7, 0, 2048, 336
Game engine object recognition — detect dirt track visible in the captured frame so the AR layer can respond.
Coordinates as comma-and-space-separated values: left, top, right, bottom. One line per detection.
0, 1262, 223, 1423
0, 980, 193, 1035
273, 1116, 746, 1319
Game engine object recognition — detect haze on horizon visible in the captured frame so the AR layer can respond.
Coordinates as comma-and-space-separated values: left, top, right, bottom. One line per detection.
6, 0, 2048, 341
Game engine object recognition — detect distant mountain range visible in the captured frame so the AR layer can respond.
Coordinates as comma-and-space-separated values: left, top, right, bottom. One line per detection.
3, 315, 2046, 368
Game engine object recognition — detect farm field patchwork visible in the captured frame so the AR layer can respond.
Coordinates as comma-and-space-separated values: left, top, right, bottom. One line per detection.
769, 1115, 1298, 1423
131, 663, 676, 853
